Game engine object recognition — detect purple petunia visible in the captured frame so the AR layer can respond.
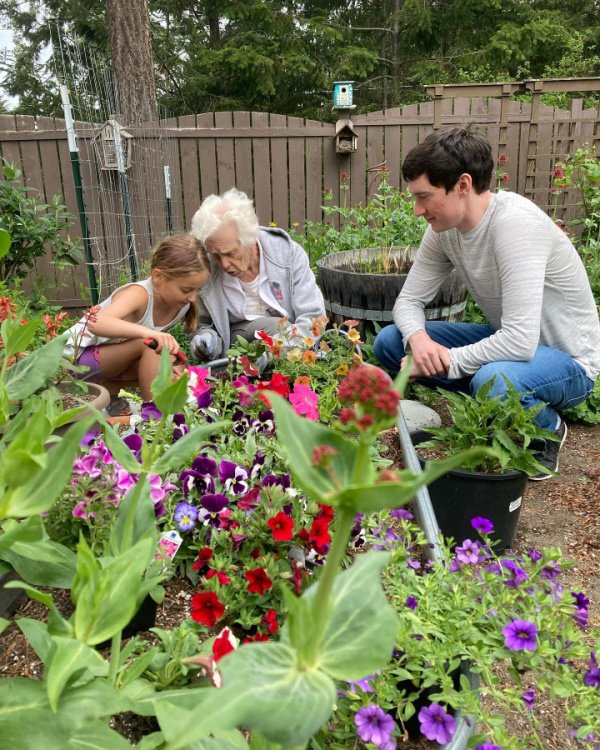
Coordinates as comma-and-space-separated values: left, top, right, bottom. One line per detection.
390, 508, 413, 521
354, 704, 396, 746
405, 596, 418, 610
521, 688, 535, 709
173, 501, 198, 532
471, 516, 494, 534
455, 539, 482, 565
418, 703, 456, 744
475, 744, 502, 750
584, 651, 600, 688
347, 672, 379, 694
502, 619, 538, 651
500, 559, 528, 588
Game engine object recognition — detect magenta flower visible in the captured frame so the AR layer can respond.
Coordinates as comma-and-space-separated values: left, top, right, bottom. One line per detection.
502, 619, 538, 651
289, 384, 319, 421
72, 454, 102, 478
232, 375, 258, 406
418, 703, 456, 744
471, 516, 494, 534
354, 704, 396, 745
114, 468, 137, 495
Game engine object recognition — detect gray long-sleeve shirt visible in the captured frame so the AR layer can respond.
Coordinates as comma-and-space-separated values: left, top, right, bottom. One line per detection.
393, 190, 600, 381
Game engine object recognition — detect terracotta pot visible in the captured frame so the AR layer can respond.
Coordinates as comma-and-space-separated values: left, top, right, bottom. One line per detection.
53, 382, 111, 437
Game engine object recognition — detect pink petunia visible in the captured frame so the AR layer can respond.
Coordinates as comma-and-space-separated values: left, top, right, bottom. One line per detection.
289, 384, 319, 421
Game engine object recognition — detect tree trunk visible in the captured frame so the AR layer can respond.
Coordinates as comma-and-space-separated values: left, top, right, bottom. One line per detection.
105, 0, 158, 124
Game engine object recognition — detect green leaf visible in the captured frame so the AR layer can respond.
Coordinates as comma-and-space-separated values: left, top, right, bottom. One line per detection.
66, 721, 134, 750
287, 550, 398, 681
152, 349, 190, 415
0, 227, 10, 259
0, 678, 68, 746
1, 536, 77, 588
217, 643, 337, 747
269, 393, 368, 503
108, 475, 158, 559
4, 581, 71, 636
0, 417, 96, 520
0, 616, 9, 635
152, 421, 229, 474
17, 617, 53, 662
45, 636, 108, 711
0, 515, 46, 554
1, 318, 39, 359
3, 331, 67, 399
100, 423, 143, 474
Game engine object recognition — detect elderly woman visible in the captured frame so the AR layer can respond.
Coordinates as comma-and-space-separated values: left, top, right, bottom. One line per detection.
188, 188, 325, 361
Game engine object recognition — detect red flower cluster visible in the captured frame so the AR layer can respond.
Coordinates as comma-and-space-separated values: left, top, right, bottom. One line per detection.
309, 516, 331, 553
257, 372, 290, 406
42, 310, 69, 340
0, 297, 17, 324
311, 444, 337, 468
192, 546, 214, 571
337, 365, 400, 430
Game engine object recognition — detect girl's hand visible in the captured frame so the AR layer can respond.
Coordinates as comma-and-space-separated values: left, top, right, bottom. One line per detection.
147, 331, 181, 356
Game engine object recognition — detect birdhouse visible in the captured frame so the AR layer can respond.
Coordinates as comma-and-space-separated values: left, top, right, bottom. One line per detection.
93, 119, 133, 171
332, 81, 355, 109
335, 118, 358, 154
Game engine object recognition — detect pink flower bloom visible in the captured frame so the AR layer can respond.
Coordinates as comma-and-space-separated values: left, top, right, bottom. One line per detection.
72, 501, 89, 518
187, 365, 211, 398
289, 384, 319, 421
114, 468, 137, 494
232, 375, 258, 407
72, 454, 102, 478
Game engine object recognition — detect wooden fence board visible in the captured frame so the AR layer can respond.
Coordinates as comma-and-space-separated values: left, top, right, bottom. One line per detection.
270, 114, 289, 228
233, 111, 253, 199
251, 112, 272, 225
214, 111, 235, 193
288, 116, 306, 228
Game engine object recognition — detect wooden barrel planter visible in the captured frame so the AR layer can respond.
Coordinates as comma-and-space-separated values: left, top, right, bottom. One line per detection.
317, 247, 467, 334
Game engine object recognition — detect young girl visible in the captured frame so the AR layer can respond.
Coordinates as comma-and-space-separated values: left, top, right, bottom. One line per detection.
64, 233, 210, 402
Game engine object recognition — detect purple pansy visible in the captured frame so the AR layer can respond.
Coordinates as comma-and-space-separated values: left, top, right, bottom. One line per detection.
124, 433, 143, 459
141, 402, 162, 420
405, 596, 418, 610
219, 460, 249, 495
354, 704, 396, 746
418, 703, 456, 744
502, 619, 538, 651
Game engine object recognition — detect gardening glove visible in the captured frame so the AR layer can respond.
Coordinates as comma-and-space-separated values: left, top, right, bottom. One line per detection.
190, 332, 224, 361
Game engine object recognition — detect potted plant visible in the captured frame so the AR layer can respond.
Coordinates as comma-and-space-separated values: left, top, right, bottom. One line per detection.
291, 170, 468, 334
314, 507, 599, 749
410, 380, 559, 550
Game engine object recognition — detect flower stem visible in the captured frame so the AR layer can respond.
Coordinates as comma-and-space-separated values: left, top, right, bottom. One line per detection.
108, 630, 121, 684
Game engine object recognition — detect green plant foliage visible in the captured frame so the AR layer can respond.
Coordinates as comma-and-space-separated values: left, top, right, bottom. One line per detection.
290, 172, 427, 270
0, 160, 82, 282
417, 379, 557, 476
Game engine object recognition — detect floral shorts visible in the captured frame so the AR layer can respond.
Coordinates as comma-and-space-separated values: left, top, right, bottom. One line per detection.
76, 346, 125, 383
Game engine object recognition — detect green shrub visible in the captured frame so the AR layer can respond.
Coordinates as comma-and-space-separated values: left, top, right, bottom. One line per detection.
0, 160, 82, 283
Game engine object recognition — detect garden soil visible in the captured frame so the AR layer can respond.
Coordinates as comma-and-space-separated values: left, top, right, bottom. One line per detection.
0, 419, 598, 748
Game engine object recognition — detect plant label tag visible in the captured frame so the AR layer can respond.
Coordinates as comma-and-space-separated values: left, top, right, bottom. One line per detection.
156, 530, 183, 560
509, 497, 522, 513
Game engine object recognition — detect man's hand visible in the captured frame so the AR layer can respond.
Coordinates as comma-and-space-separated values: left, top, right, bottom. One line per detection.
191, 332, 224, 361
402, 330, 450, 379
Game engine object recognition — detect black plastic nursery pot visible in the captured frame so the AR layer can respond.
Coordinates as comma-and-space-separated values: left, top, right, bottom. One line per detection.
411, 431, 527, 552
96, 594, 157, 649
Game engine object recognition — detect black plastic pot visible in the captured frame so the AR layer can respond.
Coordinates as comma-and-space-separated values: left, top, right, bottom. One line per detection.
411, 431, 527, 551
395, 666, 462, 738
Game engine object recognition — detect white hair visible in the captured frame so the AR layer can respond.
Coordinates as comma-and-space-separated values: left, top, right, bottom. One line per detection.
190, 188, 260, 249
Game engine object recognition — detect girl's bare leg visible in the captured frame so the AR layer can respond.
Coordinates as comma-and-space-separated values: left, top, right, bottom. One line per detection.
95, 340, 165, 401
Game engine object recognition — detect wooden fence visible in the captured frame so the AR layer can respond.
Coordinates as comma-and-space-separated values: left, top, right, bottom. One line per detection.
1, 82, 599, 309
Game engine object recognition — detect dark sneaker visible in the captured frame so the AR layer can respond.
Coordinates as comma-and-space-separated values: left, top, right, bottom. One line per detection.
529, 420, 568, 481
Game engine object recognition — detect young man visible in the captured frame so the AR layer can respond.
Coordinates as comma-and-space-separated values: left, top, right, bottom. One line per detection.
374, 127, 600, 479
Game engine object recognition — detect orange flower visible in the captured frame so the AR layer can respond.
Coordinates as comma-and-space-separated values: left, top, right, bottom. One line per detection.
347, 328, 361, 344
302, 350, 317, 365
295, 375, 311, 387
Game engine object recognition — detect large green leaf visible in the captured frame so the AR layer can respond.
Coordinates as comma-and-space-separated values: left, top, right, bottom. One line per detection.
3, 331, 67, 399
1, 537, 77, 587
333, 449, 496, 513
152, 421, 229, 474
108, 475, 157, 559
291, 550, 397, 680
4, 581, 72, 635
0, 405, 51, 485
1, 318, 39, 360
73, 536, 155, 645
269, 393, 369, 503
100, 423, 143, 474
0, 417, 95, 520
0, 515, 46, 554
217, 643, 336, 747
152, 349, 190, 415
17, 617, 53, 662
66, 721, 134, 750
45, 636, 108, 711
0, 678, 68, 747
0, 227, 10, 259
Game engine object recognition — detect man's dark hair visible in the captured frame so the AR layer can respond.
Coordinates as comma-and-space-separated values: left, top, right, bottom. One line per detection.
402, 127, 494, 193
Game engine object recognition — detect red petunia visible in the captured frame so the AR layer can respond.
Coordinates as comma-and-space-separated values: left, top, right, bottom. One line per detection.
262, 608, 279, 635
240, 356, 260, 377
212, 627, 237, 662
317, 503, 335, 522
191, 546, 214, 571
258, 372, 290, 399
309, 517, 331, 551
256, 329, 274, 346
245, 567, 273, 595
267, 511, 294, 541
190, 591, 225, 627
205, 569, 231, 585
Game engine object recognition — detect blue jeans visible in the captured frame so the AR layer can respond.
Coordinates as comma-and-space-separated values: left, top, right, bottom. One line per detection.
373, 322, 595, 430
